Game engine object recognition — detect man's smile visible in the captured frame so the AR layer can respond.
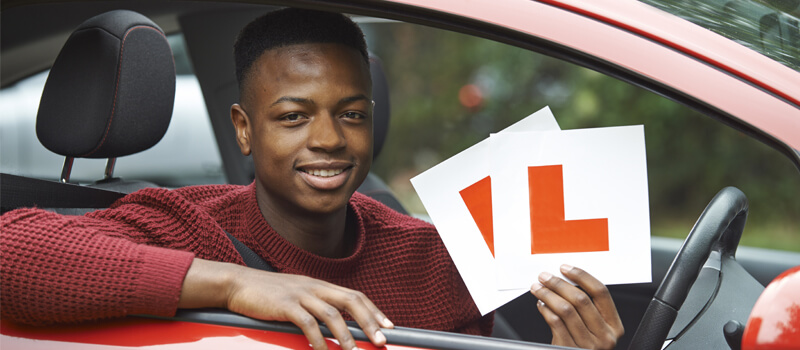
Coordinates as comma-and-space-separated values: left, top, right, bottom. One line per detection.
296, 161, 355, 190
300, 168, 345, 177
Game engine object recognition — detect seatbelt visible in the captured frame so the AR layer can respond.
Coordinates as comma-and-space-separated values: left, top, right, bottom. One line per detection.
224, 230, 275, 272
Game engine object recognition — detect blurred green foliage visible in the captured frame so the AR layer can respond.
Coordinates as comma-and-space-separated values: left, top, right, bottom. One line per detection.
361, 21, 800, 252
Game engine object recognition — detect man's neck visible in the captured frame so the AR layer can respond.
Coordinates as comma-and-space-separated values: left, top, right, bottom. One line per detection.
255, 188, 353, 259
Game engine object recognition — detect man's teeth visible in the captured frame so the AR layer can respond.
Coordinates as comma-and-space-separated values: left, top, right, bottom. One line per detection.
306, 169, 344, 177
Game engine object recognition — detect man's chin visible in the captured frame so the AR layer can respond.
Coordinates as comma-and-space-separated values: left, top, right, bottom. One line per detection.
281, 187, 355, 216
305, 192, 355, 214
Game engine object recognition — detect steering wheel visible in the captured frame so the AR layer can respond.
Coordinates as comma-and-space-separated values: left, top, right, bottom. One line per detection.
627, 187, 748, 350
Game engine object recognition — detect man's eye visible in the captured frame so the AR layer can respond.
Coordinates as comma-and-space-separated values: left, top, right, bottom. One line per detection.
342, 112, 366, 119
282, 113, 304, 122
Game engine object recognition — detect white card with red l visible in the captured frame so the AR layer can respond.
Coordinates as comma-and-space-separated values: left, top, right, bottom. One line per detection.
490, 126, 651, 290
410, 106, 560, 315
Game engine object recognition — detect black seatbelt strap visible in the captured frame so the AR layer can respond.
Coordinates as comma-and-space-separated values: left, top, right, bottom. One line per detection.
223, 230, 275, 272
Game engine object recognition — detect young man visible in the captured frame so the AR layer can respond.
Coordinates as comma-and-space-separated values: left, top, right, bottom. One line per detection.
0, 8, 623, 350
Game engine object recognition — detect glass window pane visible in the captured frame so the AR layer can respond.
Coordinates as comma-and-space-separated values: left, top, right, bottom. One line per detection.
359, 21, 800, 252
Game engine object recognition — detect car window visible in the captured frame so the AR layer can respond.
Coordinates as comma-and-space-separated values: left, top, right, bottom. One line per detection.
0, 34, 224, 187
641, 0, 800, 73
358, 20, 800, 252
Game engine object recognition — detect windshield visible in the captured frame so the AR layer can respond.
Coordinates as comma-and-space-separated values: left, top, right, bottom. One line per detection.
641, 0, 800, 73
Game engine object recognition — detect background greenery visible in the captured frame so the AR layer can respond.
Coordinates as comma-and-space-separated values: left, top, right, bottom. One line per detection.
361, 21, 800, 252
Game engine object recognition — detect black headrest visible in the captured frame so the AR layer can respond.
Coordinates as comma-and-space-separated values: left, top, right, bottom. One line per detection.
36, 10, 176, 159
369, 55, 390, 160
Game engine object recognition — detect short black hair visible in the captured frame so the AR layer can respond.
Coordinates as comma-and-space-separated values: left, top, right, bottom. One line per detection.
234, 8, 369, 90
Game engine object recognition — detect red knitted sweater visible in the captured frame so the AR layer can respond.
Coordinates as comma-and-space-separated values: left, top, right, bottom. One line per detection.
0, 183, 492, 335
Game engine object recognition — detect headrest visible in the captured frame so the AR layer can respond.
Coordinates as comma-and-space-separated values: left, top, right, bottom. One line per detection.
36, 10, 176, 159
369, 55, 390, 160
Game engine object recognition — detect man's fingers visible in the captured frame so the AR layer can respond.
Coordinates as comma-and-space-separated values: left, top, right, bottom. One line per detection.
323, 288, 389, 347
224, 270, 392, 349
303, 297, 358, 350
540, 270, 613, 336
536, 299, 576, 348
561, 265, 624, 338
531, 279, 595, 348
328, 284, 394, 328
358, 292, 394, 329
286, 307, 329, 350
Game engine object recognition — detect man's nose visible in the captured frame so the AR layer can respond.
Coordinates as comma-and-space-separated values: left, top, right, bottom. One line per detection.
307, 113, 347, 152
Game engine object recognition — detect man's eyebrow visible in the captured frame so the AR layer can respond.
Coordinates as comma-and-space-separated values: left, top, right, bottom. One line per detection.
271, 96, 314, 107
269, 95, 370, 107
339, 94, 371, 104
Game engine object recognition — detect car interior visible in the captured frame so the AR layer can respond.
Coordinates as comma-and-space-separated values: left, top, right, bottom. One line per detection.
1, 8, 409, 217
0, 7, 526, 348
2, 2, 800, 350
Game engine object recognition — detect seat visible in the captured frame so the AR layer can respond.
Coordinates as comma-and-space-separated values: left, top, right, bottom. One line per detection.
0, 9, 179, 215
35, 9, 175, 193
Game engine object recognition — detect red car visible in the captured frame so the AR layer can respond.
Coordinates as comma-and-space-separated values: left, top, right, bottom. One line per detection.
1, 0, 799, 349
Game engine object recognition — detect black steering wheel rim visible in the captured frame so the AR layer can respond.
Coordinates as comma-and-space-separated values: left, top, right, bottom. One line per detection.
627, 186, 748, 350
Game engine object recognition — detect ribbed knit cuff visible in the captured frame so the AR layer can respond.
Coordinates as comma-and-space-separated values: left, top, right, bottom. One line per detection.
129, 245, 194, 317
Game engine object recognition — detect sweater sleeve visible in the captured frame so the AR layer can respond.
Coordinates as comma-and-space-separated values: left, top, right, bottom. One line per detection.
0, 207, 194, 326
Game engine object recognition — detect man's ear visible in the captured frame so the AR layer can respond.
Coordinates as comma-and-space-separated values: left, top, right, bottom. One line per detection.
231, 104, 252, 156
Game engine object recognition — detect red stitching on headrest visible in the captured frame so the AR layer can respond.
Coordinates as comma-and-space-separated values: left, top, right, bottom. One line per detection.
81, 25, 169, 157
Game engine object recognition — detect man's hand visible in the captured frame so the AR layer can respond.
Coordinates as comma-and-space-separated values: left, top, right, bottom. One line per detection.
179, 258, 394, 350
530, 265, 624, 349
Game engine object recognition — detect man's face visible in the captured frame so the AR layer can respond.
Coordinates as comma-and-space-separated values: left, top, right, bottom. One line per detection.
232, 43, 373, 216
